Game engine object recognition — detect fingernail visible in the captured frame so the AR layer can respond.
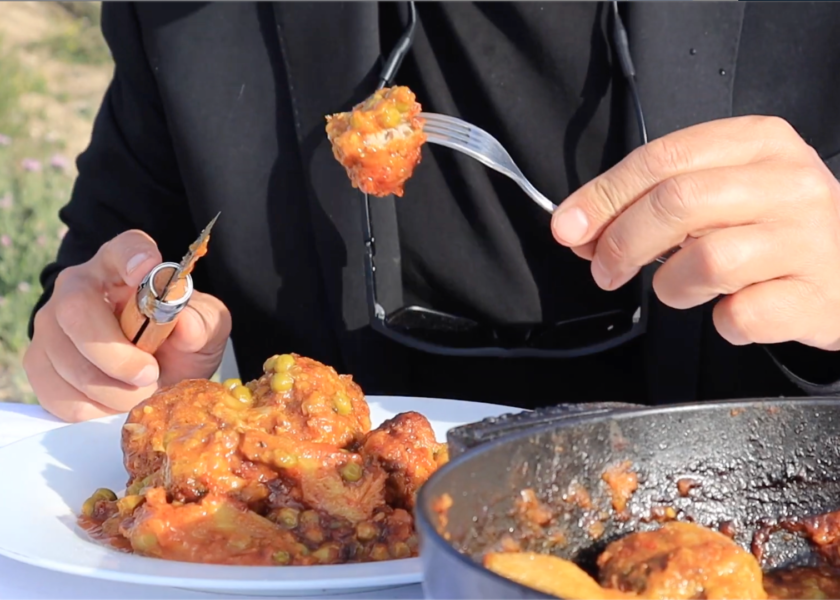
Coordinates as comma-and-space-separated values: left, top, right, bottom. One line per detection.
126, 252, 150, 275
552, 207, 589, 245
132, 365, 158, 387
591, 255, 612, 289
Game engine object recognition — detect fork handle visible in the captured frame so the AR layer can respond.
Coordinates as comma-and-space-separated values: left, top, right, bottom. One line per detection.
516, 178, 557, 213
424, 134, 557, 213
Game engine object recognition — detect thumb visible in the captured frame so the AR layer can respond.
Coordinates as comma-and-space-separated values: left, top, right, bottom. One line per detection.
155, 291, 232, 382
84, 230, 163, 289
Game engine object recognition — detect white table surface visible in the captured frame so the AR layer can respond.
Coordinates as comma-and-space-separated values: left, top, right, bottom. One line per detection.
0, 403, 426, 600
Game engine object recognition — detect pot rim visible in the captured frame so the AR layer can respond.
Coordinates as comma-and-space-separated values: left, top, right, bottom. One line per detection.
415, 395, 840, 598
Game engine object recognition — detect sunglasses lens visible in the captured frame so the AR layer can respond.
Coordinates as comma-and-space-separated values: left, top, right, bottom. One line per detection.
384, 306, 501, 348
526, 310, 635, 350
383, 306, 635, 351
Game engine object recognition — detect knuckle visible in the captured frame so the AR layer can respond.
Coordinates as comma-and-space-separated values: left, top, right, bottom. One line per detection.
599, 229, 628, 264
63, 402, 96, 424
648, 176, 699, 226
590, 176, 626, 220
641, 136, 694, 177
719, 294, 759, 343
692, 238, 741, 294
757, 115, 797, 140
53, 289, 87, 333
111, 353, 139, 379
120, 229, 158, 254
73, 358, 104, 392
53, 266, 79, 291
795, 165, 832, 202
97, 235, 123, 264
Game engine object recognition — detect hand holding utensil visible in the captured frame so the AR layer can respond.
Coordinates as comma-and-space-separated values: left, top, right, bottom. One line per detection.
118, 212, 219, 354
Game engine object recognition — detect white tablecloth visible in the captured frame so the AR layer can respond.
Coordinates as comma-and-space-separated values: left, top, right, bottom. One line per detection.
0, 403, 425, 600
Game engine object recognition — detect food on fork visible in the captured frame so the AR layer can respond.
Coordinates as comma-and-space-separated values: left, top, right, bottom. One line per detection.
78, 353, 448, 566
325, 86, 426, 197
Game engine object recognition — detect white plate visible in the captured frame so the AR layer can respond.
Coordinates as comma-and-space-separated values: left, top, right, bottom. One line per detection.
0, 395, 518, 596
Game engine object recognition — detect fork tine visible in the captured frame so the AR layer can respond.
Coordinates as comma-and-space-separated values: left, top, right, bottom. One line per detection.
424, 132, 506, 172
421, 113, 559, 214
423, 123, 472, 144
421, 112, 509, 151
422, 116, 505, 152
420, 112, 471, 133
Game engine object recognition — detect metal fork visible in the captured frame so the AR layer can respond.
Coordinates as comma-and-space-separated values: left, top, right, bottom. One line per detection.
419, 112, 558, 214
420, 111, 673, 264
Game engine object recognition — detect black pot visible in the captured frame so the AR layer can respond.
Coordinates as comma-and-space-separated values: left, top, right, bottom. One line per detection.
415, 398, 840, 599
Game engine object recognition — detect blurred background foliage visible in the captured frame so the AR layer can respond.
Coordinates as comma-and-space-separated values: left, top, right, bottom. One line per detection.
0, 1, 112, 402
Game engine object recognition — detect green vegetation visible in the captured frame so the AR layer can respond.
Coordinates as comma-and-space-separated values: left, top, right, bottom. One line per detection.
0, 2, 111, 403
30, 2, 110, 66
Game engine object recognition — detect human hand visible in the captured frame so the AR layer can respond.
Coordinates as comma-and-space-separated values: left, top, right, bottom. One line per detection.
550, 115, 840, 351
24, 230, 231, 422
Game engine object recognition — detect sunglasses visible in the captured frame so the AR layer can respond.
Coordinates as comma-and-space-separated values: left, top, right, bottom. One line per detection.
360, 1, 652, 358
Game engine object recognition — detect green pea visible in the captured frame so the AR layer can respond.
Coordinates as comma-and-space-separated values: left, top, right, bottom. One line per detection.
273, 450, 298, 468
92, 488, 117, 502
263, 355, 280, 373
222, 378, 241, 391
275, 354, 295, 372
276, 507, 299, 528
334, 391, 352, 415
81, 497, 97, 517
377, 104, 401, 129
340, 462, 363, 482
230, 384, 253, 405
270, 372, 294, 394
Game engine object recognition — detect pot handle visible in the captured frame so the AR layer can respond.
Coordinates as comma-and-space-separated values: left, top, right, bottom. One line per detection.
446, 402, 643, 459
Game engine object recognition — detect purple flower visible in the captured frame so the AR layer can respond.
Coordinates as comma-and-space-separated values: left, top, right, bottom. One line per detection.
0, 134, 10, 146
17, 282, 31, 293
0, 234, 10, 248
50, 153, 70, 171
21, 158, 42, 172
0, 192, 11, 209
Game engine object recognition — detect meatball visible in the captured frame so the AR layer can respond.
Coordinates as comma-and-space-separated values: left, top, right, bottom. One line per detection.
359, 411, 447, 509
121, 354, 371, 503
240, 430, 388, 524
325, 85, 426, 197
84, 353, 442, 566
249, 353, 371, 447
121, 379, 266, 502
120, 487, 303, 565
597, 521, 767, 599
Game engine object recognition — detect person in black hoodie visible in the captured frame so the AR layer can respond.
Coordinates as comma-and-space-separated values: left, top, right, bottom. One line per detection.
22, 2, 840, 422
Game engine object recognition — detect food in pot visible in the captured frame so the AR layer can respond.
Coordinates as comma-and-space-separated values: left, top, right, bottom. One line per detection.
485, 519, 840, 599
78, 353, 447, 565
477, 472, 840, 600
325, 86, 426, 197
484, 551, 632, 600
763, 566, 840, 600
597, 522, 767, 598
601, 460, 638, 516
485, 522, 766, 599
